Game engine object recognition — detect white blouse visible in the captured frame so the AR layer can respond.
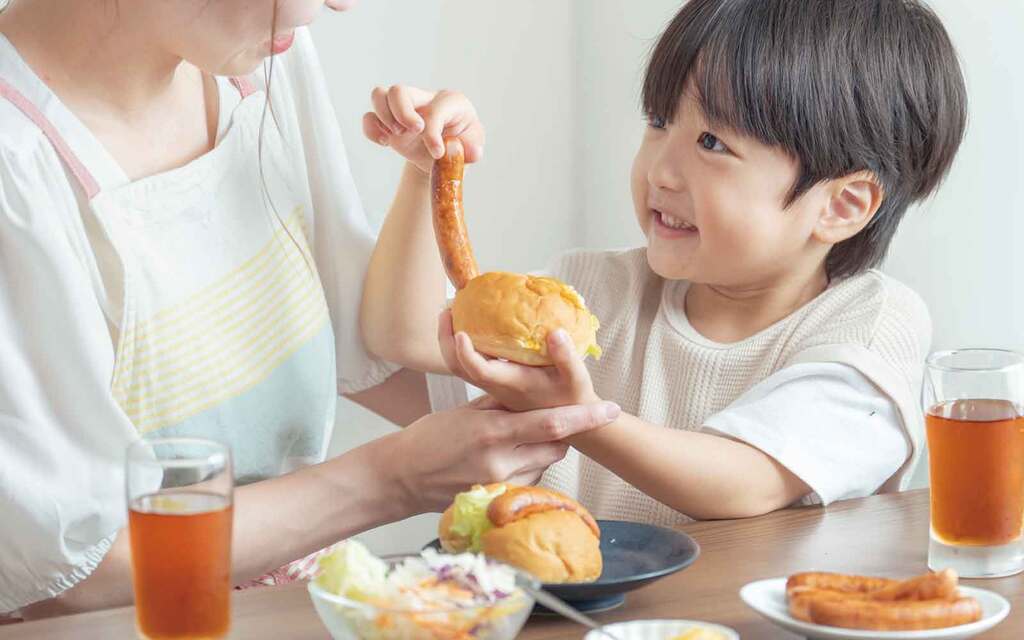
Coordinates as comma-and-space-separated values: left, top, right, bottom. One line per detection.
0, 29, 397, 612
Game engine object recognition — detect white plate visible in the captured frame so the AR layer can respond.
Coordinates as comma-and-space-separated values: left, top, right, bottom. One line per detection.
584, 619, 739, 640
739, 577, 1011, 640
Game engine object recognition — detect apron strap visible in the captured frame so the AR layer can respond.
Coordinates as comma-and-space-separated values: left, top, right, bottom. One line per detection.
229, 76, 256, 99
0, 77, 100, 199
0, 74, 254, 200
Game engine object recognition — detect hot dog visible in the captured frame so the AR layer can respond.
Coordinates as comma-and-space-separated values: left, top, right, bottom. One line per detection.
786, 572, 897, 597
487, 485, 601, 538
787, 569, 958, 601
867, 569, 958, 602
806, 596, 982, 631
785, 570, 981, 631
430, 138, 479, 290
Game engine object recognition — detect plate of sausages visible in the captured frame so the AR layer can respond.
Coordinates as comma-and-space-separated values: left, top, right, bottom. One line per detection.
740, 570, 1010, 639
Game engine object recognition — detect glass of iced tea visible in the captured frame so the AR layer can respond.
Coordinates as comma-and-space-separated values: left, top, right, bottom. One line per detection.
127, 438, 233, 639
925, 349, 1024, 578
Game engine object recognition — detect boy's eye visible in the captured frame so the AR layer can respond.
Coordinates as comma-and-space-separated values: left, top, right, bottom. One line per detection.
697, 132, 728, 153
646, 114, 667, 130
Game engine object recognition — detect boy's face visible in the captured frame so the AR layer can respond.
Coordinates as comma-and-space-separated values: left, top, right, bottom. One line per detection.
631, 88, 829, 287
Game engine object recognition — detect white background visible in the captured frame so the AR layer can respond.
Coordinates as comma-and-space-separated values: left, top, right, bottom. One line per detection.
312, 1, 1023, 553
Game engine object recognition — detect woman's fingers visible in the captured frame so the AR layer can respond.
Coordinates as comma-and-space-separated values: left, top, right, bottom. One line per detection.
508, 441, 572, 477
507, 402, 620, 445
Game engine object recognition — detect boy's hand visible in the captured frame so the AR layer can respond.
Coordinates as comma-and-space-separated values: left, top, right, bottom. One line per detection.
438, 310, 601, 412
363, 85, 485, 174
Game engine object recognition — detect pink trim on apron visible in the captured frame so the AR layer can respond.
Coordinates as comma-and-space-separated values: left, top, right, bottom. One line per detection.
229, 76, 257, 99
0, 78, 100, 198
0, 76, 254, 199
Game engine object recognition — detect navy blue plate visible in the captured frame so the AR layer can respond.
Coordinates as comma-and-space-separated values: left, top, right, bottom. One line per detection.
425, 519, 700, 614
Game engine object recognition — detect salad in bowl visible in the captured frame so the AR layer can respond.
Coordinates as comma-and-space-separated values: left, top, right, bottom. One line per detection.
308, 540, 535, 640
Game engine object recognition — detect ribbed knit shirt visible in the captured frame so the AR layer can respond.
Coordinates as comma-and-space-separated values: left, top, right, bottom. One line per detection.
539, 248, 931, 525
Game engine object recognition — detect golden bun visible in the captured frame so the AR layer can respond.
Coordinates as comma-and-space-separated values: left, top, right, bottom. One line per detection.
451, 272, 601, 366
482, 509, 602, 583
438, 483, 602, 584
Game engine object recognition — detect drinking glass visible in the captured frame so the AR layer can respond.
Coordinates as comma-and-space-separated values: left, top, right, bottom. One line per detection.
924, 349, 1024, 577
127, 438, 233, 638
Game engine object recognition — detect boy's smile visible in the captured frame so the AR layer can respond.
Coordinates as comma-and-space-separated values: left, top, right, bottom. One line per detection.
631, 86, 830, 289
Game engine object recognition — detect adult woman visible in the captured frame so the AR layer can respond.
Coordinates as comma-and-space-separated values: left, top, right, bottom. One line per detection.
0, 0, 618, 617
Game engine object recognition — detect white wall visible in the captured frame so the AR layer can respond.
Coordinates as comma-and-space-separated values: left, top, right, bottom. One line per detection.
884, 1, 1024, 354
312, 1, 1023, 551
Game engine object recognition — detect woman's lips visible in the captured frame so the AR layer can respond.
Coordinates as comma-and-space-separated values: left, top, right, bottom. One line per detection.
270, 32, 296, 55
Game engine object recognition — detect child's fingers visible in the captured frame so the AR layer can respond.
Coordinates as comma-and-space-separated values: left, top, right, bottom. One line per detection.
547, 329, 592, 396
454, 331, 497, 384
437, 310, 467, 378
369, 86, 403, 135
361, 112, 391, 146
420, 91, 475, 159
386, 85, 425, 132
457, 121, 486, 163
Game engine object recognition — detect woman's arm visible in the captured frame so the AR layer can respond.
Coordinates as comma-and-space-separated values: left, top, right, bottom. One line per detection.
21, 436, 410, 619
22, 395, 619, 619
345, 366, 432, 426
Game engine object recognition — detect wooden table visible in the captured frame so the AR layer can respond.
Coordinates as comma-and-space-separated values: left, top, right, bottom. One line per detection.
3, 490, 1020, 639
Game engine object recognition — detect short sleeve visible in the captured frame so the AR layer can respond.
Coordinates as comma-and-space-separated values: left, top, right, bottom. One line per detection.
0, 143, 138, 612
264, 29, 400, 394
703, 362, 910, 506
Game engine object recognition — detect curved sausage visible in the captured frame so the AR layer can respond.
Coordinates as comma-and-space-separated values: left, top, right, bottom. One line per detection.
487, 485, 600, 538
430, 138, 479, 290
786, 572, 898, 597
807, 596, 982, 631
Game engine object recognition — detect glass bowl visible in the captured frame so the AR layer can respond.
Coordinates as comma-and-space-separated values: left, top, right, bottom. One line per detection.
307, 554, 536, 640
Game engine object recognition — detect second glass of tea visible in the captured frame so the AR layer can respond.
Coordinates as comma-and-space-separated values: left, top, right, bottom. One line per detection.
925, 349, 1024, 578
127, 437, 233, 639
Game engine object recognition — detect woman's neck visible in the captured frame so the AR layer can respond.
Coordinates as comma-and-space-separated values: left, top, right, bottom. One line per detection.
685, 263, 831, 344
0, 0, 184, 116
0, 1, 217, 181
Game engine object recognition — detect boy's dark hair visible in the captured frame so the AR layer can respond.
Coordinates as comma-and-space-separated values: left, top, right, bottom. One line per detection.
643, 0, 967, 279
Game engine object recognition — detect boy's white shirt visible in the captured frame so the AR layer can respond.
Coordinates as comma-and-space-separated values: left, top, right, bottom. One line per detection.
428, 247, 928, 525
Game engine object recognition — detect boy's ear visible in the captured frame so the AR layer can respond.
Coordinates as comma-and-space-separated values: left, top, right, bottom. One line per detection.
813, 171, 884, 244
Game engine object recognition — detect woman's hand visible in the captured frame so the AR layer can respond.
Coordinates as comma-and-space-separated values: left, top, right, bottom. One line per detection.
362, 85, 485, 174
388, 394, 619, 513
437, 310, 601, 412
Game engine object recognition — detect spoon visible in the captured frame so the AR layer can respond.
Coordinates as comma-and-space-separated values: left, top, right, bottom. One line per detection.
516, 578, 624, 640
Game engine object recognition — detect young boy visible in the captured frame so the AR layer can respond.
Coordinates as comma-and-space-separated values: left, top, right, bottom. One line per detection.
360, 0, 967, 524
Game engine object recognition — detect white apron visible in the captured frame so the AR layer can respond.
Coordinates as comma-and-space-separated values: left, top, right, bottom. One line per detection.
0, 73, 338, 584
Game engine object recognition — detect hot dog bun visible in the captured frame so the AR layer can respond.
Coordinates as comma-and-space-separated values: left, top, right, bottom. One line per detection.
451, 272, 601, 366
438, 483, 602, 583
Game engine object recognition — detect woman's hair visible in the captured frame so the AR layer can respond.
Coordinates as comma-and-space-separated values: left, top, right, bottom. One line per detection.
643, 0, 967, 279
257, 2, 313, 274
